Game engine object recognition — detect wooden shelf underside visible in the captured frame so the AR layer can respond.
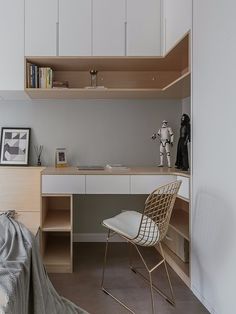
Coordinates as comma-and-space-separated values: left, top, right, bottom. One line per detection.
169, 208, 189, 241
42, 209, 71, 231
26, 72, 190, 99
156, 243, 190, 287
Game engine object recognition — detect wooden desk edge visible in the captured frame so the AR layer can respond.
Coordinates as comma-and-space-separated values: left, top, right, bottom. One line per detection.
41, 166, 190, 178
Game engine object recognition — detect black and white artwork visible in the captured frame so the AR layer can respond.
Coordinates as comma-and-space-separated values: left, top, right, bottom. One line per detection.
0, 128, 30, 165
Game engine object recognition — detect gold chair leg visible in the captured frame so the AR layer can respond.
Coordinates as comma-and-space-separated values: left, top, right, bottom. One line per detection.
101, 230, 135, 314
131, 243, 175, 309
159, 242, 175, 305
101, 229, 110, 288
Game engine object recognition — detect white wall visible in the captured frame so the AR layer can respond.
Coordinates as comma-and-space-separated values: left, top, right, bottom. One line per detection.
0, 99, 182, 167
192, 1, 236, 313
182, 96, 191, 117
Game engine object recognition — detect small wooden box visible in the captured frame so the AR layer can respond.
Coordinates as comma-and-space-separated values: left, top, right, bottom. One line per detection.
163, 227, 189, 262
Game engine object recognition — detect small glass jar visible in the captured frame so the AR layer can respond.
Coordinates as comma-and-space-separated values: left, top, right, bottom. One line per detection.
90, 69, 98, 88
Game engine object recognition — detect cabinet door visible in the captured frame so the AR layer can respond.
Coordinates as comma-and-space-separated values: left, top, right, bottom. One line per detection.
164, 0, 192, 53
93, 0, 126, 56
59, 0, 92, 56
127, 0, 161, 56
0, 0, 24, 90
25, 0, 58, 56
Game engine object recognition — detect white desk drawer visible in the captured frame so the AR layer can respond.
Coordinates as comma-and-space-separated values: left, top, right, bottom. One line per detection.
177, 176, 189, 200
86, 175, 130, 194
130, 175, 176, 194
42, 175, 85, 194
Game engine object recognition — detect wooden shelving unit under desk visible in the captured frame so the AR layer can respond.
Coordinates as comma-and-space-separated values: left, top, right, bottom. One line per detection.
41, 194, 73, 273
42, 232, 72, 273
169, 208, 189, 241
158, 243, 190, 287
157, 196, 190, 286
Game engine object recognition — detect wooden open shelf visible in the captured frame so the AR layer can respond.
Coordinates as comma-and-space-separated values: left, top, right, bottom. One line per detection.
170, 208, 189, 241
158, 243, 190, 287
158, 195, 190, 286
25, 34, 190, 99
41, 194, 73, 273
42, 232, 72, 273
42, 209, 71, 231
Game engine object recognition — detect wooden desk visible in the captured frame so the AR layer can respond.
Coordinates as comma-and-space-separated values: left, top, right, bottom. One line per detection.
40, 167, 190, 286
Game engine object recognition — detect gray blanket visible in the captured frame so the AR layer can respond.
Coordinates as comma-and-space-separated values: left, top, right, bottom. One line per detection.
0, 212, 89, 314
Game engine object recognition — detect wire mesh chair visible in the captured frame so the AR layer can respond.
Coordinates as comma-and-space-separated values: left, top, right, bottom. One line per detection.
101, 180, 182, 314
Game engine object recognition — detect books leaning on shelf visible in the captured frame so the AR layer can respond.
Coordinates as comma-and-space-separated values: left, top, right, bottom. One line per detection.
26, 62, 53, 89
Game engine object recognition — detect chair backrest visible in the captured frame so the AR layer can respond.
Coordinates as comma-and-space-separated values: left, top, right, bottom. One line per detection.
135, 180, 182, 246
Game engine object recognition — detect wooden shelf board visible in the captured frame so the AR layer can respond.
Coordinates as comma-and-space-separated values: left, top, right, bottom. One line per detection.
170, 209, 189, 241
156, 243, 190, 287
25, 72, 190, 99
42, 209, 71, 231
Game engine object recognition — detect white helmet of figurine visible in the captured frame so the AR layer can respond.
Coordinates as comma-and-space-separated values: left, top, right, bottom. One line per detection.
162, 120, 168, 127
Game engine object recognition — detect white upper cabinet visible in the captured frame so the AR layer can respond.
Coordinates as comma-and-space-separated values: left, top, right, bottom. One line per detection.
93, 0, 126, 56
0, 0, 25, 91
25, 0, 58, 56
59, 0, 92, 56
164, 0, 192, 54
126, 0, 161, 56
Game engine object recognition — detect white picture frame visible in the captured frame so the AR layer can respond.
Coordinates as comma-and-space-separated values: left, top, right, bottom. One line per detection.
0, 127, 31, 166
55, 148, 67, 167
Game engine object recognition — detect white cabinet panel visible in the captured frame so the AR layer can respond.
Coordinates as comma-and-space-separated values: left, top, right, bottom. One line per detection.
25, 0, 58, 56
0, 0, 24, 90
127, 0, 161, 56
86, 175, 130, 194
164, 0, 192, 53
131, 175, 176, 194
42, 175, 85, 194
93, 0, 126, 56
177, 176, 189, 199
59, 0, 92, 56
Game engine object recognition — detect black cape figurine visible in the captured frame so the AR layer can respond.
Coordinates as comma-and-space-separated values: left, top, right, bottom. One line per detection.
175, 114, 190, 171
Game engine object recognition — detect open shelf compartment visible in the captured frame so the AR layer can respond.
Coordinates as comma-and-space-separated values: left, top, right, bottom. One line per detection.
42, 195, 72, 231
41, 231, 72, 273
25, 34, 190, 99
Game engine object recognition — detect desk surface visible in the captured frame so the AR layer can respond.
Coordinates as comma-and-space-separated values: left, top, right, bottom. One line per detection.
42, 166, 190, 178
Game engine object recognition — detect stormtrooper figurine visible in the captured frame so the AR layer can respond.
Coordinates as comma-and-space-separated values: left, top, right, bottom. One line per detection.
152, 120, 174, 168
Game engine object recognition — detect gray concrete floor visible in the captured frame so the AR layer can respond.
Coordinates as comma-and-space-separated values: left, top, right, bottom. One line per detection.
49, 243, 209, 314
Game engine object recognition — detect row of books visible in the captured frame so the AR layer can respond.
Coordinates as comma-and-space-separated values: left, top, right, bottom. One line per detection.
26, 63, 53, 88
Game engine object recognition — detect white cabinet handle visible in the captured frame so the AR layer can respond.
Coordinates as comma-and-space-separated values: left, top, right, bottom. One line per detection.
124, 21, 127, 56
56, 22, 59, 56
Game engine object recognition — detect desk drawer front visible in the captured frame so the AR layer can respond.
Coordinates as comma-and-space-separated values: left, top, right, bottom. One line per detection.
177, 176, 189, 200
42, 175, 85, 194
86, 175, 130, 194
130, 175, 176, 194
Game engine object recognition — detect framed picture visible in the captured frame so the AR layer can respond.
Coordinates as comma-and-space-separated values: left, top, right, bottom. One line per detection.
55, 148, 67, 167
0, 128, 31, 166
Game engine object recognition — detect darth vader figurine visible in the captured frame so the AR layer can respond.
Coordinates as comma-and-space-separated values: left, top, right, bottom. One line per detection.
175, 114, 190, 171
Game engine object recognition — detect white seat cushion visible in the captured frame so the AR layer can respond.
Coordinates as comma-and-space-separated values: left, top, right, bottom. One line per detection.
102, 211, 159, 246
